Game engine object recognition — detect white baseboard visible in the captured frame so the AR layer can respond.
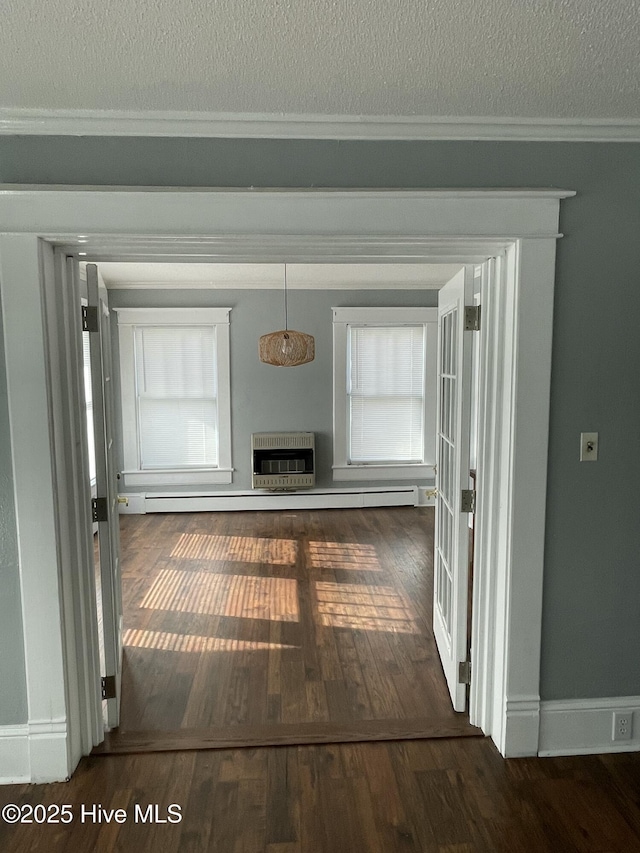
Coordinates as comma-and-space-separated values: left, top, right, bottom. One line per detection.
0, 720, 71, 785
0, 725, 29, 784
120, 486, 420, 514
118, 493, 146, 514
539, 696, 640, 756
27, 719, 70, 783
502, 695, 541, 757
417, 485, 437, 507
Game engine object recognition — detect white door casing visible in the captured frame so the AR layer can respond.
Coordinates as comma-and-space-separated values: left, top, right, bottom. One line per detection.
433, 266, 474, 711
87, 264, 123, 729
0, 188, 571, 781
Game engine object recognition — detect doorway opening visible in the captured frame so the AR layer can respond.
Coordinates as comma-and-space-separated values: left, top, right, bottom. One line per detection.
0, 186, 570, 780
82, 260, 482, 753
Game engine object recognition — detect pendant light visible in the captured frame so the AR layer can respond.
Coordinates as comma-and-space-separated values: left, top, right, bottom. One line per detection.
259, 264, 315, 366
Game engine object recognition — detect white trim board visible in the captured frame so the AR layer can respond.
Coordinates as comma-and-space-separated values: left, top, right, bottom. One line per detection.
0, 720, 70, 784
114, 307, 231, 325
120, 486, 420, 514
539, 697, 640, 757
332, 464, 434, 481
1, 109, 640, 142
25, 719, 69, 784
0, 725, 29, 784
122, 469, 234, 487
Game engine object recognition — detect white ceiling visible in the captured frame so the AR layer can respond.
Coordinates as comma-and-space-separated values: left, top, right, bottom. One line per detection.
94, 262, 462, 290
1, 0, 639, 121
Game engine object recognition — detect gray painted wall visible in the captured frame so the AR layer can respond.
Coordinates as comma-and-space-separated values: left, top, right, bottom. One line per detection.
0, 137, 639, 703
109, 288, 439, 491
0, 297, 28, 724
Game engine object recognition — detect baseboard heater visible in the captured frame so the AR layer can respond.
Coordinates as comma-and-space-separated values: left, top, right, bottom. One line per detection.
251, 431, 315, 490
121, 486, 419, 514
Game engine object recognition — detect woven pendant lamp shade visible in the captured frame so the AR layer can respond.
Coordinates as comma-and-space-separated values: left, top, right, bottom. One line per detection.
259, 264, 315, 366
259, 329, 315, 366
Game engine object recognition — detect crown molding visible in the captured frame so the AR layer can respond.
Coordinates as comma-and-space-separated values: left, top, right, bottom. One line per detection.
1, 109, 640, 142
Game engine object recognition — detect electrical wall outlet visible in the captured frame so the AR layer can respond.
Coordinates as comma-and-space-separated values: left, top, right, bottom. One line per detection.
580, 432, 599, 461
612, 711, 633, 741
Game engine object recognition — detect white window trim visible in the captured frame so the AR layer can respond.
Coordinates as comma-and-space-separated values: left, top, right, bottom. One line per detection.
332, 306, 437, 481
115, 307, 233, 486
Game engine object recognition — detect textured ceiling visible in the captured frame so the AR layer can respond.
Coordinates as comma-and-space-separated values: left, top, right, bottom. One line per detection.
1, 0, 639, 119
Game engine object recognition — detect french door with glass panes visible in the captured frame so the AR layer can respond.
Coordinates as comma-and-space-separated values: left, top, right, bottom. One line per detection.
87, 263, 123, 728
433, 266, 474, 711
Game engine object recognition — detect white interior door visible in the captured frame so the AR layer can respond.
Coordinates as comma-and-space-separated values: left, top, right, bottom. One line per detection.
87, 263, 123, 728
433, 266, 474, 711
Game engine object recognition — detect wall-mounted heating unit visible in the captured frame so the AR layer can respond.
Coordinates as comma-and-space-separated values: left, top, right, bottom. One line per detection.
252, 432, 315, 490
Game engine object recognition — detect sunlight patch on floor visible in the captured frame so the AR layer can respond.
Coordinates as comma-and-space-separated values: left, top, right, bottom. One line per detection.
315, 580, 419, 634
140, 569, 300, 622
170, 533, 298, 565
308, 540, 382, 571
123, 627, 298, 653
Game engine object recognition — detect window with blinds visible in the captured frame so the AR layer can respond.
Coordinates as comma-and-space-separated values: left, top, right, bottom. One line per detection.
134, 326, 219, 469
348, 325, 426, 463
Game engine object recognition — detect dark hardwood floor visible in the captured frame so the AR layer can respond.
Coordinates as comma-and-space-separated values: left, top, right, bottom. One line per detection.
97, 506, 479, 752
9, 507, 639, 852
3, 739, 640, 851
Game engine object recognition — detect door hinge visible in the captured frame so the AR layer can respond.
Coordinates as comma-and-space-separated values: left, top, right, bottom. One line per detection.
461, 489, 476, 513
82, 305, 99, 333
91, 497, 108, 522
101, 675, 116, 700
464, 305, 481, 332
458, 660, 472, 685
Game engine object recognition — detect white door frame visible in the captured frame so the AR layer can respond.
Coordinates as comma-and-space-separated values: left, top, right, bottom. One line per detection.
0, 186, 573, 782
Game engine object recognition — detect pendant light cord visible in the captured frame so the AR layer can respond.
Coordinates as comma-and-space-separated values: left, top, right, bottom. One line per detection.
283, 263, 289, 330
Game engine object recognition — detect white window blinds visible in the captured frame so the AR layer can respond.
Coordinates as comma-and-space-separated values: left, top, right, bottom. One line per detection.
348, 325, 425, 463
134, 326, 219, 469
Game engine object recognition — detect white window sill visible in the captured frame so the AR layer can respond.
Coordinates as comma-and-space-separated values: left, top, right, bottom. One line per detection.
122, 468, 233, 486
332, 463, 435, 481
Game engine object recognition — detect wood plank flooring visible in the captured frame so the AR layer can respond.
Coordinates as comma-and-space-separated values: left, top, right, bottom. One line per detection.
96, 717, 478, 755
3, 739, 640, 851
98, 506, 479, 751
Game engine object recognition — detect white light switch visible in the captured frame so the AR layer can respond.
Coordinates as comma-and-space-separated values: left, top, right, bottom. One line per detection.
580, 432, 599, 462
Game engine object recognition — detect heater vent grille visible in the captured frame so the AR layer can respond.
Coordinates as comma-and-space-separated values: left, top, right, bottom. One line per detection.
252, 432, 315, 490
253, 474, 315, 489
252, 432, 314, 450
